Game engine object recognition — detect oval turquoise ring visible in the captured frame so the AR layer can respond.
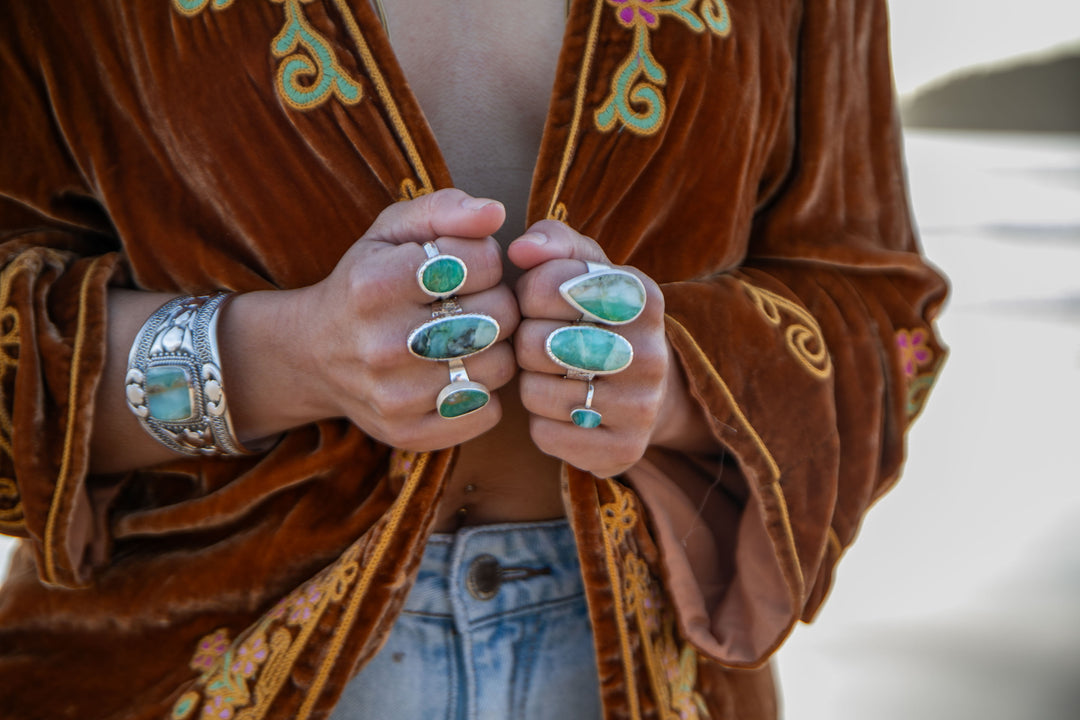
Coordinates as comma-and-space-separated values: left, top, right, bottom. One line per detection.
437, 358, 490, 418
558, 261, 646, 325
545, 324, 633, 376
408, 300, 501, 362
417, 241, 467, 299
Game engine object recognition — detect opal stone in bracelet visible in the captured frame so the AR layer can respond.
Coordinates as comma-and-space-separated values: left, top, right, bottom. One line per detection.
124, 293, 254, 456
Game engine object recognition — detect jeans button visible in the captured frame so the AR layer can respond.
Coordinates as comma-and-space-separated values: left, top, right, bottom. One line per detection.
466, 554, 500, 600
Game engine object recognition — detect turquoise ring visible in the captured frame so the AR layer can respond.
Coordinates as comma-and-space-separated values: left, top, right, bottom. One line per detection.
570, 380, 602, 429
558, 261, 646, 325
437, 358, 490, 418
408, 299, 500, 362
544, 324, 633, 376
417, 241, 467, 299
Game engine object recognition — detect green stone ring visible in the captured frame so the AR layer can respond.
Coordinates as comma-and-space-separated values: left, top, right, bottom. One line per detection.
570, 380, 602, 429
545, 324, 633, 376
437, 358, 490, 418
408, 309, 500, 361
417, 241, 467, 298
558, 261, 647, 325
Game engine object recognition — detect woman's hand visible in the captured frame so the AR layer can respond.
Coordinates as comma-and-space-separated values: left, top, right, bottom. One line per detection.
223, 188, 521, 452
508, 220, 714, 478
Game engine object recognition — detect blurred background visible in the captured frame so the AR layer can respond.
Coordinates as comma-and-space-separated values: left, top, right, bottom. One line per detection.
776, 1, 1080, 719
1, 1, 1078, 717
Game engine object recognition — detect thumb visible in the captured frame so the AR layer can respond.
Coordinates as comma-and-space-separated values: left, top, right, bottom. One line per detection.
363, 188, 506, 246
506, 219, 610, 271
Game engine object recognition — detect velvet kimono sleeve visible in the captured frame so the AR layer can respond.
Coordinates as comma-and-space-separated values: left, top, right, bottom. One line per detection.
0, 28, 127, 588
625, 0, 948, 667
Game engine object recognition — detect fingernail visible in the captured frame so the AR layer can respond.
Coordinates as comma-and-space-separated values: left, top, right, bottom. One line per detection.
517, 231, 548, 246
462, 197, 501, 211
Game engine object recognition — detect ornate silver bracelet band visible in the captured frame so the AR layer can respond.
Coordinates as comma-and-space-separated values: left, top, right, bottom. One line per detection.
124, 293, 254, 456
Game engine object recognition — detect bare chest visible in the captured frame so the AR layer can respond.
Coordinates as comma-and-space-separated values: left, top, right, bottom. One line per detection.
379, 0, 566, 238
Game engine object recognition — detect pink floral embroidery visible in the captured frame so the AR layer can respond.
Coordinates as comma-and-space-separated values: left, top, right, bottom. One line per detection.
609, 0, 659, 27
896, 328, 933, 378
190, 629, 231, 673
287, 583, 323, 625
202, 695, 234, 720
230, 636, 268, 678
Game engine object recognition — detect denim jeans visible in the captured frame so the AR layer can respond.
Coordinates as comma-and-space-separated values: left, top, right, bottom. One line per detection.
330, 519, 603, 720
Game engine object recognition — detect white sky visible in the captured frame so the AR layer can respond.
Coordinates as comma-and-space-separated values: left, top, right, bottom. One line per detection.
888, 0, 1080, 94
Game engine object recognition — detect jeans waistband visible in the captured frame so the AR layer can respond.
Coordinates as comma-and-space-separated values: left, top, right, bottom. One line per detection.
403, 519, 583, 627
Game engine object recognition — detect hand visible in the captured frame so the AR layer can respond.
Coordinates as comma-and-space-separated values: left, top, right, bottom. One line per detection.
507, 220, 679, 478
249, 189, 521, 451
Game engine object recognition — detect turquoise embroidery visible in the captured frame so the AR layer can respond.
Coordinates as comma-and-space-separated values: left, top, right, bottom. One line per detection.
272, 0, 363, 109
171, 0, 363, 111
596, 0, 731, 136
173, 0, 234, 15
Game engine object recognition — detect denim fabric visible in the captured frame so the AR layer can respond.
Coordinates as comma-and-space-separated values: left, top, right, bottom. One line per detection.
330, 520, 602, 720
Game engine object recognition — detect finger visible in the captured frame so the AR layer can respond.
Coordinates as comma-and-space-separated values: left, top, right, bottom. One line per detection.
506, 219, 610, 271
365, 188, 506, 247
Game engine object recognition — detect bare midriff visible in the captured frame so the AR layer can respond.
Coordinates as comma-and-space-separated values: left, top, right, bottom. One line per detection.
380, 0, 570, 531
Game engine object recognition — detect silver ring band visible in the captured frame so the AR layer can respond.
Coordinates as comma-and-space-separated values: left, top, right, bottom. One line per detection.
570, 380, 602, 429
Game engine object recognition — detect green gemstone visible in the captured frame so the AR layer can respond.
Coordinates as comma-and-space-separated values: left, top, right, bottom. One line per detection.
409, 314, 499, 360
438, 386, 490, 418
560, 270, 646, 324
546, 325, 633, 374
420, 256, 466, 296
571, 407, 603, 428
144, 366, 195, 421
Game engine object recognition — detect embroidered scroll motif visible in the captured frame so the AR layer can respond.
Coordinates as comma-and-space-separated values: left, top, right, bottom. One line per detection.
896, 327, 940, 420
742, 281, 833, 380
0, 300, 21, 533
172, 0, 363, 111
596, 0, 731, 136
0, 260, 24, 533
171, 545, 361, 720
624, 553, 711, 720
599, 479, 711, 719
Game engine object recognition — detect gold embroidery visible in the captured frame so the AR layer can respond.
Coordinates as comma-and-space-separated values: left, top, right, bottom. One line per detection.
0, 260, 23, 533
172, 545, 362, 720
594, 0, 731, 136
43, 255, 107, 585
172, 0, 364, 111
171, 453, 434, 719
296, 451, 432, 720
742, 281, 832, 380
624, 554, 711, 719
546, 0, 607, 220
599, 479, 711, 719
599, 480, 643, 719
331, 0, 435, 198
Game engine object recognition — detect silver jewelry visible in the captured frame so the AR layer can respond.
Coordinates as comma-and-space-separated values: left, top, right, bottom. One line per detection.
125, 294, 253, 456
570, 380, 602, 429
558, 261, 647, 325
416, 241, 467, 299
436, 358, 490, 418
407, 299, 500, 362
545, 323, 633, 376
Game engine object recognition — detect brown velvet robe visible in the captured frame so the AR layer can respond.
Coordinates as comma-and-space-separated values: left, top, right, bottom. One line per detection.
0, 1, 947, 718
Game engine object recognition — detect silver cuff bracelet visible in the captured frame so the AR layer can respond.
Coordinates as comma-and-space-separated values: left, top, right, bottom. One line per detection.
125, 293, 253, 456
